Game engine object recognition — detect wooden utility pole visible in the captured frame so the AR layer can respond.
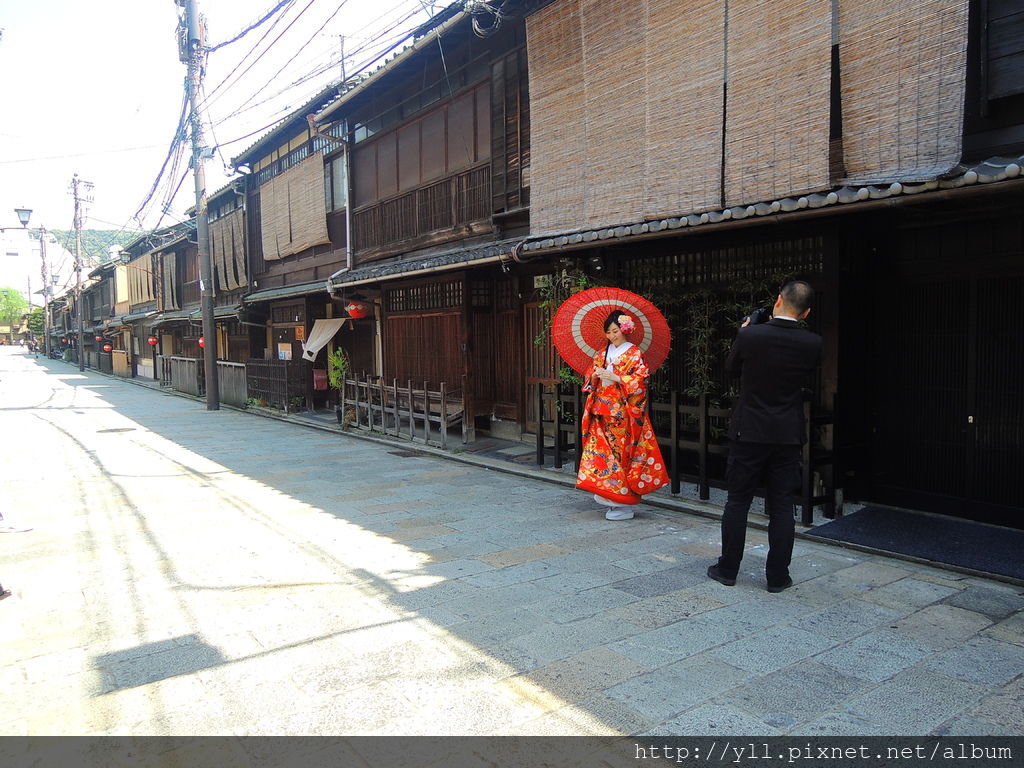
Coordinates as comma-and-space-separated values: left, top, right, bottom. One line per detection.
38, 227, 51, 358
72, 174, 86, 372
180, 0, 218, 409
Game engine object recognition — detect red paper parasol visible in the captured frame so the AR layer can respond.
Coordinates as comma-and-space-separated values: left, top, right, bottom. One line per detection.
552, 287, 671, 375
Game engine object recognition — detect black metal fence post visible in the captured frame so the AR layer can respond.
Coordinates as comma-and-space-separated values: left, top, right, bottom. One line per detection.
670, 390, 680, 494
574, 385, 583, 472
536, 382, 545, 465
699, 392, 710, 500
802, 400, 814, 525
554, 383, 565, 469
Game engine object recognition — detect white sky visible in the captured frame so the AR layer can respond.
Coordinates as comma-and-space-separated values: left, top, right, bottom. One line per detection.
0, 0, 441, 239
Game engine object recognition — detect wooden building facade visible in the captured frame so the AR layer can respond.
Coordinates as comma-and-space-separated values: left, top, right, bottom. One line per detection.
64, 0, 1022, 529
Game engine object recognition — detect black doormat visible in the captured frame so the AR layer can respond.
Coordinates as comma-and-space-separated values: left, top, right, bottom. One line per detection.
808, 506, 1024, 581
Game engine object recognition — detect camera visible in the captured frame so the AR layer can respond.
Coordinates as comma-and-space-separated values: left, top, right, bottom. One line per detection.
743, 307, 772, 326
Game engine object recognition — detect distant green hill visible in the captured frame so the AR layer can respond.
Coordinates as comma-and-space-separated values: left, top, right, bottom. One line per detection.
46, 230, 138, 266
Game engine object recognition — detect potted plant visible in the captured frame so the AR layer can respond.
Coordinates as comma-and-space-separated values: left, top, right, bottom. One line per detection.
327, 347, 350, 425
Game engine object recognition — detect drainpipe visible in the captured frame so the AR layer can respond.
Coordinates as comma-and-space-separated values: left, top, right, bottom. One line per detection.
307, 114, 352, 296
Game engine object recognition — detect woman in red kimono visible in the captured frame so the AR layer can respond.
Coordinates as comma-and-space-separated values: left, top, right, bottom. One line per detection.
576, 309, 669, 520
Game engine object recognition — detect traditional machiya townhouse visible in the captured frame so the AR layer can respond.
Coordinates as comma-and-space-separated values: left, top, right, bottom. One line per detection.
509, 0, 1024, 528
79, 266, 111, 371
230, 2, 537, 431
117, 224, 187, 382
224, 0, 1022, 528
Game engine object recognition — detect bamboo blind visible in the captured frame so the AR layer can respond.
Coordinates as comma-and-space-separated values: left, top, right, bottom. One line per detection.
839, 0, 970, 184
724, 0, 832, 207
526, 0, 587, 233
210, 208, 247, 291
160, 252, 179, 311
259, 152, 330, 260
142, 253, 155, 302
581, 0, 647, 226
645, 0, 724, 217
128, 252, 155, 305
529, 0, 727, 233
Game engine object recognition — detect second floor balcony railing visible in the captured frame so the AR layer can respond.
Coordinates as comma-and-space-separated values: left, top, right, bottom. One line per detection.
353, 164, 491, 256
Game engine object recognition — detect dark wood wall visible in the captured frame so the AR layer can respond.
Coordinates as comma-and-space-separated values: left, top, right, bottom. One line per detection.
964, 0, 1024, 157
383, 276, 466, 388
384, 313, 463, 387
838, 198, 1024, 527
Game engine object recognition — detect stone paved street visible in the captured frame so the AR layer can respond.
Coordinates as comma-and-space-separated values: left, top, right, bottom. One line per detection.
2, 347, 1023, 736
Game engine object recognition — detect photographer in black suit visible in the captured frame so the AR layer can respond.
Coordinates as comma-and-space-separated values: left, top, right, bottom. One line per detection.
707, 281, 822, 592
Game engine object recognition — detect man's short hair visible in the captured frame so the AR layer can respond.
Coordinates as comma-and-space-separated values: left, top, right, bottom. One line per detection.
780, 281, 814, 314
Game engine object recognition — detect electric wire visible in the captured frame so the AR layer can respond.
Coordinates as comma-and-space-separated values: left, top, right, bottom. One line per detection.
206, 0, 293, 53
199, 0, 319, 115
197, 0, 298, 110
207, 0, 426, 130
211, 0, 352, 126
133, 89, 190, 222
212, 6, 448, 154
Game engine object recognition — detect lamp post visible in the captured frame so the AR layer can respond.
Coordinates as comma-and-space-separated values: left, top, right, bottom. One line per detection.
5, 208, 52, 358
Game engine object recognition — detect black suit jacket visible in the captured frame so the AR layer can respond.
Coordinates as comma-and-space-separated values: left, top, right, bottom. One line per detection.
726, 318, 822, 445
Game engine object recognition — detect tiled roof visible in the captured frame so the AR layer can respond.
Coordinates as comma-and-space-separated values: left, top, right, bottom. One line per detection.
328, 238, 520, 290
243, 281, 331, 303
187, 305, 242, 320
517, 155, 1024, 256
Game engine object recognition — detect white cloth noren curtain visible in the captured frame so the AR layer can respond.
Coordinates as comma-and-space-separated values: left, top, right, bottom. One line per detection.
302, 318, 346, 362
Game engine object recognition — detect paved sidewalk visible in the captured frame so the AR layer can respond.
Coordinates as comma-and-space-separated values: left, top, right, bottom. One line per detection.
2, 348, 1023, 736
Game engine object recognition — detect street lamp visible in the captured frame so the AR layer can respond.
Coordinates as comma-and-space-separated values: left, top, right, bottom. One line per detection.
6, 207, 54, 358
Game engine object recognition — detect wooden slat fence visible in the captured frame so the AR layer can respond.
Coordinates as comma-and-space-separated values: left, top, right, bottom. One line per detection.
244, 358, 307, 411
536, 383, 837, 524
341, 374, 466, 449
161, 355, 204, 396
97, 351, 113, 374
112, 350, 131, 378
217, 361, 247, 407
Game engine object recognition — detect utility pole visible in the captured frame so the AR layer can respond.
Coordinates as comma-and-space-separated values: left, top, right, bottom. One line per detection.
72, 174, 86, 372
180, 0, 218, 409
39, 227, 51, 358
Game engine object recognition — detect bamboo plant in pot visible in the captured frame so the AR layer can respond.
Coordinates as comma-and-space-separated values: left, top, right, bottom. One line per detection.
327, 347, 350, 425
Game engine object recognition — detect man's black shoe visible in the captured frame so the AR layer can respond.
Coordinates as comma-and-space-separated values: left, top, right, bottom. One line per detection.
766, 577, 794, 593
707, 564, 736, 586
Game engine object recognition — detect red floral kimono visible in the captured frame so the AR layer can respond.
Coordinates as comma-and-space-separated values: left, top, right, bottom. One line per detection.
576, 343, 669, 505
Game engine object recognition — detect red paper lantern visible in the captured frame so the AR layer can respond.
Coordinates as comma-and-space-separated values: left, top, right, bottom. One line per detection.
345, 301, 369, 319
102, 343, 113, 352
198, 336, 205, 348
147, 336, 158, 346
95, 335, 104, 342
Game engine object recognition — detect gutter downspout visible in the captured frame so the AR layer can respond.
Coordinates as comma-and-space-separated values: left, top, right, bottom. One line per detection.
307, 114, 352, 296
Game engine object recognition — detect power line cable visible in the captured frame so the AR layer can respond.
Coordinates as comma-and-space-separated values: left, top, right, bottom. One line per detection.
207, 0, 425, 129
133, 89, 190, 221
211, 12, 431, 156
198, 0, 298, 109
206, 0, 293, 53
213, 0, 351, 124
199, 0, 318, 114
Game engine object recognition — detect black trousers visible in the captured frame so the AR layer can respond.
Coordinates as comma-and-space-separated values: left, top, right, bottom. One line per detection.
717, 440, 801, 585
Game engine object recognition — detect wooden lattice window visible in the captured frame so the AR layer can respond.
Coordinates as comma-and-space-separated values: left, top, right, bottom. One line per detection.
271, 303, 305, 325
386, 279, 464, 314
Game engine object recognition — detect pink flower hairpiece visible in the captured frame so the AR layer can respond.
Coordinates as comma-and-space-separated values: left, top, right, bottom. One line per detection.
617, 315, 635, 333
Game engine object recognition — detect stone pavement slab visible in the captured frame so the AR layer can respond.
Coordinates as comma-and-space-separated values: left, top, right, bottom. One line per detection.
1, 349, 1022, 737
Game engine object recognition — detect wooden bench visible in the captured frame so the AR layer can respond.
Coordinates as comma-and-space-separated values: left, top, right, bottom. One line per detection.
341, 376, 466, 448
